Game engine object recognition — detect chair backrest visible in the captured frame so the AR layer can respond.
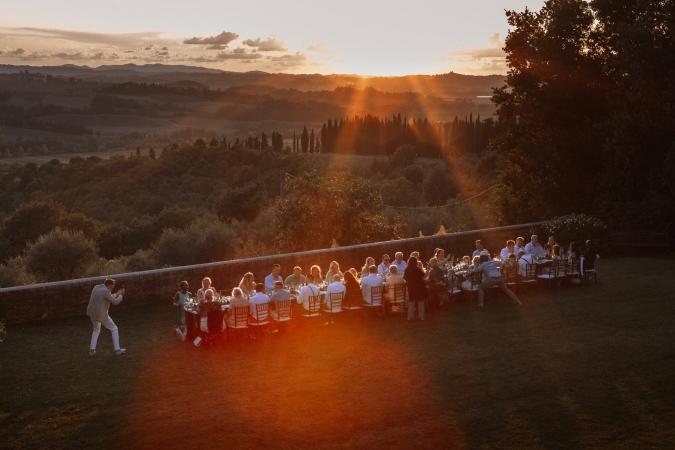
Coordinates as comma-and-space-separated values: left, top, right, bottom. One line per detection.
503, 264, 517, 283
370, 285, 384, 306
207, 309, 225, 333
327, 291, 344, 312
231, 306, 249, 328
446, 272, 457, 288
469, 271, 483, 286
556, 260, 567, 276
252, 302, 269, 323
393, 283, 406, 303
274, 298, 293, 320
524, 263, 537, 280
307, 295, 322, 314
568, 258, 581, 274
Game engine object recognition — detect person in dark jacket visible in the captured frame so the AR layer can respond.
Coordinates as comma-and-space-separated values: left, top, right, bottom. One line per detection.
342, 269, 364, 308
404, 256, 427, 320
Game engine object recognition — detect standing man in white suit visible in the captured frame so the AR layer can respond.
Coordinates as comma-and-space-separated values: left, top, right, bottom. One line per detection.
86, 278, 126, 356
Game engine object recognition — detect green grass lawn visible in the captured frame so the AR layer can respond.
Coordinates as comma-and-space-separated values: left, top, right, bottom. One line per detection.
2, 257, 675, 449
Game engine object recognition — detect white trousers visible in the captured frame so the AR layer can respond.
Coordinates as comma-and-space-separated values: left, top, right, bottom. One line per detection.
90, 316, 120, 351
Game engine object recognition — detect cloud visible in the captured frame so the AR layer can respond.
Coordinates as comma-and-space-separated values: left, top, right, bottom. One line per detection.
189, 48, 262, 63
268, 52, 307, 68
183, 31, 238, 47
242, 37, 286, 52
52, 51, 86, 60
0, 47, 122, 62
2, 48, 26, 56
0, 26, 314, 73
307, 42, 329, 53
2, 27, 167, 48
449, 33, 507, 75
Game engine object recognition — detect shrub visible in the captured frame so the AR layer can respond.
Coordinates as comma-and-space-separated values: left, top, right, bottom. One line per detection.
153, 218, 236, 267
24, 228, 99, 281
0, 321, 6, 343
390, 144, 417, 168
0, 257, 34, 288
2, 201, 65, 255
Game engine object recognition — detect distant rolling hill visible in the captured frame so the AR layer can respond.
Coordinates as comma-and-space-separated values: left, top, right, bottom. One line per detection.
0, 63, 504, 98
0, 64, 503, 161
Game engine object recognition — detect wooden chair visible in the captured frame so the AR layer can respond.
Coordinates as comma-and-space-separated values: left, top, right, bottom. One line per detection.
364, 285, 384, 315
324, 291, 344, 314
446, 272, 462, 301
203, 309, 225, 348
389, 283, 407, 314
518, 263, 538, 287
248, 302, 270, 339
301, 295, 322, 319
566, 258, 582, 282
537, 262, 560, 288
227, 305, 249, 342
323, 291, 344, 324
583, 258, 598, 284
502, 264, 519, 292
269, 298, 293, 334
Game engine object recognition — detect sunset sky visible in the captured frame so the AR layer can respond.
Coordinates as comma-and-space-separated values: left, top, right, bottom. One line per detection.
1, 0, 544, 76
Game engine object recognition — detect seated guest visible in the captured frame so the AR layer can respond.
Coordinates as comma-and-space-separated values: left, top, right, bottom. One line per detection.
226, 287, 249, 328
264, 264, 283, 291
238, 272, 256, 297
457, 255, 471, 269
500, 240, 516, 261
404, 256, 427, 320
393, 252, 407, 274
545, 236, 558, 255
472, 240, 487, 258
470, 255, 482, 269
525, 234, 547, 258
474, 254, 522, 308
504, 253, 518, 272
197, 277, 214, 301
567, 241, 580, 261
198, 288, 217, 317
410, 251, 425, 271
551, 244, 562, 260
194, 288, 217, 346
426, 257, 447, 307
348, 267, 360, 281
361, 257, 376, 278
514, 236, 526, 255
269, 281, 291, 320
248, 283, 271, 322
342, 270, 364, 308
284, 266, 307, 289
325, 274, 346, 311
309, 265, 323, 283
384, 264, 406, 302
361, 265, 384, 304
378, 254, 392, 279
434, 248, 447, 266
518, 250, 534, 277
325, 260, 343, 284
172, 280, 191, 340
296, 276, 321, 312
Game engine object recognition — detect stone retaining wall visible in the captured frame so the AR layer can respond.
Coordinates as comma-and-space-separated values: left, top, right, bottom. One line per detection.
0, 222, 542, 324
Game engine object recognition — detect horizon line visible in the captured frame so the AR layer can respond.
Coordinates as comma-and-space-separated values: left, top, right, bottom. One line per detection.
0, 62, 507, 78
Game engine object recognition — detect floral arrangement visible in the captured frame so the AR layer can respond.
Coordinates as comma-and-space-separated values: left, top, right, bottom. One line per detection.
534, 213, 607, 246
